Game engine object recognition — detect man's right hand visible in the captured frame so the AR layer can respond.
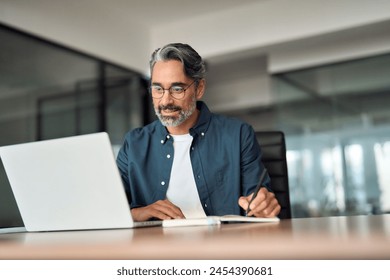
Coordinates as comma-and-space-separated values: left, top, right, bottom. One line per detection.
131, 199, 185, 221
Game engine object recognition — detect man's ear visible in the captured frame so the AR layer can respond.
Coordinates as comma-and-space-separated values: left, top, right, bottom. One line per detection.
196, 79, 206, 100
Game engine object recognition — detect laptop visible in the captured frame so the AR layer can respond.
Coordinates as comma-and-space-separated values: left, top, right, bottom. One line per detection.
0, 132, 161, 234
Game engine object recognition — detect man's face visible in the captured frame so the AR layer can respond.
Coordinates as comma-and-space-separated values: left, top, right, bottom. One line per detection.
151, 60, 200, 128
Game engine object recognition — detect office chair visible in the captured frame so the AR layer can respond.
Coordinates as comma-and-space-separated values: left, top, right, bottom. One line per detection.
255, 131, 292, 219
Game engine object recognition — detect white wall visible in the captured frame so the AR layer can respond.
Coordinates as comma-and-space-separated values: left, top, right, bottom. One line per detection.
204, 55, 271, 112
151, 0, 390, 70
269, 20, 390, 73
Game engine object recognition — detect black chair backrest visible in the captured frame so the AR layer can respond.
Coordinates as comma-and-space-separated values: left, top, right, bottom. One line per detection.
255, 131, 291, 219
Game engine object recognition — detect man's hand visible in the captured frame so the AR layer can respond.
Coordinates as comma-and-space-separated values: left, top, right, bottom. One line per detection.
131, 199, 185, 222
238, 188, 281, 217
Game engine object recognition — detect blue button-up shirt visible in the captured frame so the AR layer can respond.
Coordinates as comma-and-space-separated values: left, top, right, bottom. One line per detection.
116, 101, 270, 216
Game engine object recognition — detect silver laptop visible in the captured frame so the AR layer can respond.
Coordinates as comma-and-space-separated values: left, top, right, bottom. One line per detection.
0, 132, 161, 233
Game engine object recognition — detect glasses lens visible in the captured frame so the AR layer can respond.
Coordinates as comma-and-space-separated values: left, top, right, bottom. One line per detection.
150, 85, 163, 98
170, 86, 184, 99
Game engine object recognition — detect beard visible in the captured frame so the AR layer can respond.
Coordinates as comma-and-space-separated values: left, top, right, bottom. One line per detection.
154, 98, 197, 127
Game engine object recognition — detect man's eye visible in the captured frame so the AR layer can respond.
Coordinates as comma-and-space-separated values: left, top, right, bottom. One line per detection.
153, 86, 163, 91
171, 86, 183, 93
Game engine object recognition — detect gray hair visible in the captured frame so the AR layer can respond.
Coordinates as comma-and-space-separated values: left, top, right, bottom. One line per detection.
150, 43, 206, 81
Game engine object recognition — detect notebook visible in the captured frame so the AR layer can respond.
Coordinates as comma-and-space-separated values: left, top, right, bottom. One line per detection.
162, 215, 280, 227
0, 132, 161, 234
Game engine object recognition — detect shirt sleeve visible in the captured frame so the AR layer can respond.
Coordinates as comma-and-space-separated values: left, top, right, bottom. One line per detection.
240, 124, 271, 196
116, 133, 130, 193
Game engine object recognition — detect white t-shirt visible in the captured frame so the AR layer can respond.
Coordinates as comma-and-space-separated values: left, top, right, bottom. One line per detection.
166, 134, 207, 218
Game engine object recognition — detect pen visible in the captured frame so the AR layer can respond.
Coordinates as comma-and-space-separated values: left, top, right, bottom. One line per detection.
246, 168, 267, 216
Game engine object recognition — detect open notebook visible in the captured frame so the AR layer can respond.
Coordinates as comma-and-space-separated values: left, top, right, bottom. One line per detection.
0, 133, 161, 234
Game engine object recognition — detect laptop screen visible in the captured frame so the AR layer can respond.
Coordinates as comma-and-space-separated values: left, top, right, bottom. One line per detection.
0, 133, 134, 232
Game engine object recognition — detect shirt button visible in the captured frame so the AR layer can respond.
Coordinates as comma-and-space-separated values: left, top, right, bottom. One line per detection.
191, 147, 194, 151
160, 140, 164, 144
201, 132, 205, 136
161, 181, 165, 186
197, 175, 201, 179
167, 135, 170, 139
167, 154, 171, 159
205, 204, 208, 208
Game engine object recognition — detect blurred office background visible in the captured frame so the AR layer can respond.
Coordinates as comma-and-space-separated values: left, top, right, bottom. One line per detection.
1, 0, 390, 219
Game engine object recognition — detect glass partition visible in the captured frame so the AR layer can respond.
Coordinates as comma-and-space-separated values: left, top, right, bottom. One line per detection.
0, 24, 148, 228
0, 24, 147, 146
273, 54, 390, 217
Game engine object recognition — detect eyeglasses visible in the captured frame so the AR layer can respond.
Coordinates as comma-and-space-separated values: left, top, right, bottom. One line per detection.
149, 80, 197, 100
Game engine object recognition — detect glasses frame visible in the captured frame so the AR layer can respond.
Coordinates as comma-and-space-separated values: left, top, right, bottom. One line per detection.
149, 80, 197, 100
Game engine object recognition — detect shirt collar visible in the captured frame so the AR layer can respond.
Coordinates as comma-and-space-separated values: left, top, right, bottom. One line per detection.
190, 101, 211, 137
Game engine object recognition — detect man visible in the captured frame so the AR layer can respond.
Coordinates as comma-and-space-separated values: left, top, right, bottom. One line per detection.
116, 43, 280, 222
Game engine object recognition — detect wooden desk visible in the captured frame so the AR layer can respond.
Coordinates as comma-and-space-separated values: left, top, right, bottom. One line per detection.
1, 214, 390, 259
